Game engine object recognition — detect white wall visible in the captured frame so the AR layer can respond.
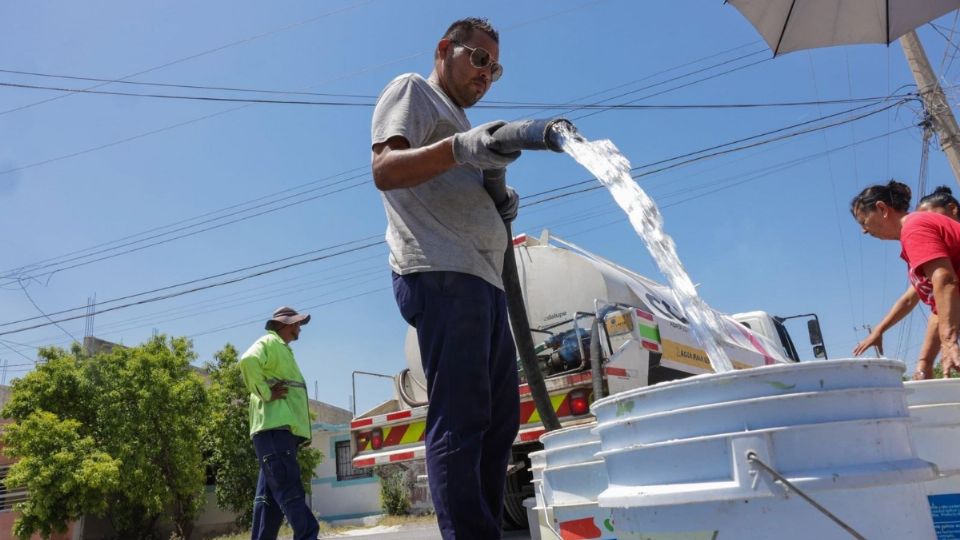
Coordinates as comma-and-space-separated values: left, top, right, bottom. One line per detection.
309, 424, 382, 522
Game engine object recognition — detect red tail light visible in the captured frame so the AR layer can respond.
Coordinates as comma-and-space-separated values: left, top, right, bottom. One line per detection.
569, 389, 590, 416
371, 428, 384, 450
356, 432, 370, 448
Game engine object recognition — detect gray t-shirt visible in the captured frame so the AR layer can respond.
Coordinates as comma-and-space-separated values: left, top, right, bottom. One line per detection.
371, 73, 507, 289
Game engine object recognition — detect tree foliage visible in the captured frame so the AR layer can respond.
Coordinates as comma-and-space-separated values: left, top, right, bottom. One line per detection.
2, 336, 208, 539
200, 344, 258, 529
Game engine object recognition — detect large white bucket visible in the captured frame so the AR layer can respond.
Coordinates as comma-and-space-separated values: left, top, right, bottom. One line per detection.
537, 424, 615, 539
591, 359, 937, 539
906, 378, 960, 539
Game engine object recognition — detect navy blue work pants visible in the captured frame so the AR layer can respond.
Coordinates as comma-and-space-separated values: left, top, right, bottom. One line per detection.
393, 271, 521, 540
250, 429, 319, 540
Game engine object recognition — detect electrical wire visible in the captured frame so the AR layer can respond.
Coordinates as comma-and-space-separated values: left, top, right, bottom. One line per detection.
4, 177, 373, 284
0, 0, 378, 117
0, 235, 384, 328
522, 99, 911, 207
0, 165, 369, 278
0, 240, 385, 337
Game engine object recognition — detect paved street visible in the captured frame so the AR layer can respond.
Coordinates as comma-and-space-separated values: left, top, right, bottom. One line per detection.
318, 524, 533, 539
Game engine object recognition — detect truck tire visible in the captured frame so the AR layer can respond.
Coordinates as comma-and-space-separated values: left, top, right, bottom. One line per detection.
502, 455, 534, 529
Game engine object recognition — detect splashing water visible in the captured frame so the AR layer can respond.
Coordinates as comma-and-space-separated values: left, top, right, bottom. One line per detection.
553, 123, 745, 372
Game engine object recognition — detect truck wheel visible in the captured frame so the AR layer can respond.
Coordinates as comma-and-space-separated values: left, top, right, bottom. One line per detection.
502, 462, 533, 529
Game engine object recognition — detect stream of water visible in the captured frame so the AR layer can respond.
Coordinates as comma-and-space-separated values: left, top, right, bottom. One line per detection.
552, 122, 743, 372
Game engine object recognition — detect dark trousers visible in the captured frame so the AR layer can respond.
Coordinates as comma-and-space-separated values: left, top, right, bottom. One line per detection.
393, 271, 521, 540
250, 429, 319, 540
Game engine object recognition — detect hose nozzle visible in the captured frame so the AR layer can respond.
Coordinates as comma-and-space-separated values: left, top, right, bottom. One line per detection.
489, 118, 573, 154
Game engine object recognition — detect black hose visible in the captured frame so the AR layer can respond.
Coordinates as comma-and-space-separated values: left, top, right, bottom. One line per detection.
489, 118, 572, 154
501, 222, 561, 432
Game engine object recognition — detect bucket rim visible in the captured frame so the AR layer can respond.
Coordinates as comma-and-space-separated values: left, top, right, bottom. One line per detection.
594, 415, 912, 458
591, 359, 905, 413
593, 385, 907, 432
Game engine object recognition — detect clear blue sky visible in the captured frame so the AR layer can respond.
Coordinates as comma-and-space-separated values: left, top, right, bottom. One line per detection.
1, 1, 958, 414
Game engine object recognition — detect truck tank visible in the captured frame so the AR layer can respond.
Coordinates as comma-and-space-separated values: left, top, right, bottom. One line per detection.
399, 231, 787, 404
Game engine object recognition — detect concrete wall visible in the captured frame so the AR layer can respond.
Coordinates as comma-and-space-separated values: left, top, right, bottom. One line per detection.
309, 426, 381, 522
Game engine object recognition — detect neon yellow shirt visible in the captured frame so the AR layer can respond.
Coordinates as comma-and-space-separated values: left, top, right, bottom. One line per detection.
239, 331, 311, 441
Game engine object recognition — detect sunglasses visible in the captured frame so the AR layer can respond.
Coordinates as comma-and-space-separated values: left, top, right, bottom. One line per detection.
450, 40, 503, 82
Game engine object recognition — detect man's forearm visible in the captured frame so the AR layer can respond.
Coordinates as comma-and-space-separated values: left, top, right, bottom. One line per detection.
373, 138, 456, 190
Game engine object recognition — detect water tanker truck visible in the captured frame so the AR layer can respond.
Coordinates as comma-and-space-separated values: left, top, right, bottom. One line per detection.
349, 230, 826, 527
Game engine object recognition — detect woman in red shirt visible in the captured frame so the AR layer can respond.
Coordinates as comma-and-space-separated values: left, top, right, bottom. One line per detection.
852, 186, 960, 378
852, 181, 960, 378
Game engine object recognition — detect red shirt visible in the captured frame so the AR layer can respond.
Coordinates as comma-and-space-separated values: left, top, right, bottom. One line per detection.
900, 212, 960, 313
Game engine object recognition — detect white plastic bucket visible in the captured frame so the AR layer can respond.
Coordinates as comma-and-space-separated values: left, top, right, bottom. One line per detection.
537, 424, 615, 539
906, 379, 960, 539
591, 359, 937, 539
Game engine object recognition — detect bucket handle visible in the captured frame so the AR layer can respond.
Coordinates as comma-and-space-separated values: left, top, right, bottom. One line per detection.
535, 480, 567, 539
746, 451, 866, 540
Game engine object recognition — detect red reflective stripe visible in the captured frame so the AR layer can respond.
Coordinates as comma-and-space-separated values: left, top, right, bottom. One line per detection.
519, 400, 538, 424
354, 458, 375, 468
386, 410, 412, 422
559, 517, 602, 539
389, 451, 415, 462
518, 383, 531, 396
351, 418, 373, 429
555, 394, 571, 417
605, 367, 628, 377
383, 425, 408, 447
734, 323, 777, 365
641, 340, 660, 351
635, 309, 654, 322
520, 429, 545, 442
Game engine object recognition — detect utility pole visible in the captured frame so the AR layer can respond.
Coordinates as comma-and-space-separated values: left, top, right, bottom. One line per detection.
900, 30, 960, 186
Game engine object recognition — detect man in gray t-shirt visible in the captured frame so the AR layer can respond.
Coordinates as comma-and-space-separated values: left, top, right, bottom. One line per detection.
371, 17, 521, 540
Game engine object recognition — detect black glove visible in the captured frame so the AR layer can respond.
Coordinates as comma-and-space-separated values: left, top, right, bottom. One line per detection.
498, 187, 519, 223
453, 121, 522, 170
483, 168, 519, 223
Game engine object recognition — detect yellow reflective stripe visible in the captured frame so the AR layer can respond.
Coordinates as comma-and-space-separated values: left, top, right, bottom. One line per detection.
528, 393, 567, 424
401, 420, 426, 444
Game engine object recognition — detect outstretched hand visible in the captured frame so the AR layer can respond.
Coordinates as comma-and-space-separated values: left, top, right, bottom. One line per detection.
852, 332, 883, 357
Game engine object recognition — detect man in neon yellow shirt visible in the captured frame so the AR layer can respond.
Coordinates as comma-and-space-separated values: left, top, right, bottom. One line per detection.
240, 306, 318, 540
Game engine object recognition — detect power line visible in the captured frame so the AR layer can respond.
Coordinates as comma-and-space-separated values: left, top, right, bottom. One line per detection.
0, 235, 384, 328
0, 0, 378, 117
0, 240, 385, 337
0, 44, 824, 283
16, 278, 78, 342
4, 177, 373, 284
0, 0, 607, 181
522, 96, 914, 205
0, 68, 377, 99
66, 125, 917, 343
0, 79, 912, 111
15, 96, 895, 285
0, 165, 369, 278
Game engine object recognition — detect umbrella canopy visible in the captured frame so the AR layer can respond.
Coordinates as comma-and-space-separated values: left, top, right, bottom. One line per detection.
727, 0, 960, 55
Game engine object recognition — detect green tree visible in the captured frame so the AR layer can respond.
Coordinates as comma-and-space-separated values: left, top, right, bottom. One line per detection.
2, 336, 208, 540
201, 344, 323, 529
201, 344, 258, 528
2, 411, 121, 539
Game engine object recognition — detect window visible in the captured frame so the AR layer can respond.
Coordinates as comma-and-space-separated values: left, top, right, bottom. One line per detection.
0, 465, 28, 512
335, 440, 372, 481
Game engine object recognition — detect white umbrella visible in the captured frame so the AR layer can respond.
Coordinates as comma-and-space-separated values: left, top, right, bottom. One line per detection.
727, 0, 960, 56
